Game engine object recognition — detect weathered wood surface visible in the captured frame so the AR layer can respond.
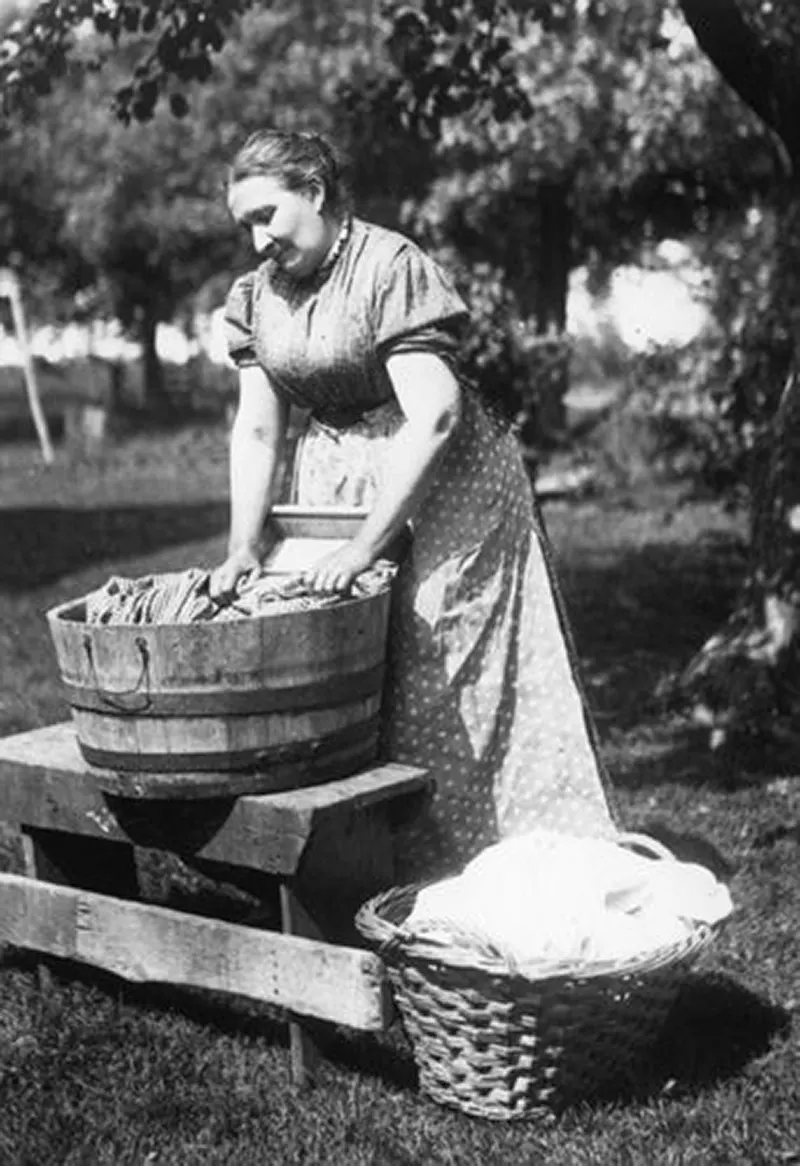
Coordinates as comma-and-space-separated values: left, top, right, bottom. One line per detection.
74, 705, 382, 799
0, 873, 391, 1030
21, 826, 140, 994
280, 882, 326, 1087
0, 722, 429, 873
46, 517, 391, 781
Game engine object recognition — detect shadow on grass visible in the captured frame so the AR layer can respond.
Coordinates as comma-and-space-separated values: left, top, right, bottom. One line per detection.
0, 947, 290, 1051
0, 503, 228, 590
561, 538, 746, 728
321, 1023, 418, 1093
550, 528, 800, 786
1, 953, 790, 1115
645, 972, 793, 1097
318, 970, 792, 1110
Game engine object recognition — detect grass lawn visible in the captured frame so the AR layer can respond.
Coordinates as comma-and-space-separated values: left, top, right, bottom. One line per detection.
0, 422, 797, 1165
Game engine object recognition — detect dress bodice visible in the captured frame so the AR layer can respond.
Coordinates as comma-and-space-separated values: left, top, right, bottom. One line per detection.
223, 218, 469, 426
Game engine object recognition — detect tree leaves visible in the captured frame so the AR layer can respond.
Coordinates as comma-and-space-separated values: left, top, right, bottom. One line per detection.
169, 91, 189, 118
1, 0, 254, 124
678, 0, 800, 175
381, 0, 532, 138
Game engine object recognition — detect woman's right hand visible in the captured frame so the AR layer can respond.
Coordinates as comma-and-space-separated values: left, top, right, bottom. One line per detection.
210, 546, 262, 599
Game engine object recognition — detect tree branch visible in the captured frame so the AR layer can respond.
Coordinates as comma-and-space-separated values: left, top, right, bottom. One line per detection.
678, 0, 800, 175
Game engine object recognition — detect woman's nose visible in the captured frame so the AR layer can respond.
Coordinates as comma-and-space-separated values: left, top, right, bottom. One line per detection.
252, 225, 275, 256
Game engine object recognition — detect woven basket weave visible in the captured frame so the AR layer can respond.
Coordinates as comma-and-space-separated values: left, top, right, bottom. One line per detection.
355, 833, 721, 1121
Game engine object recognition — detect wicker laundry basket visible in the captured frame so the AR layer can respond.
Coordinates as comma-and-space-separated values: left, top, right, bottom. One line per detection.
355, 833, 723, 1122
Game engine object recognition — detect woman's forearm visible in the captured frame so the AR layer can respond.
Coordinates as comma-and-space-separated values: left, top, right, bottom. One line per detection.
228, 415, 286, 555
354, 414, 455, 560
354, 351, 462, 562
299, 352, 460, 595
225, 366, 289, 558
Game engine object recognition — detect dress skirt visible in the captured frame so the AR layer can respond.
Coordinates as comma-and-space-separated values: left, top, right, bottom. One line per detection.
291, 392, 617, 880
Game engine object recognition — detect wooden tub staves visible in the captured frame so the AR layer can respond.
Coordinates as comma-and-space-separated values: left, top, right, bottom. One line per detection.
46, 507, 394, 799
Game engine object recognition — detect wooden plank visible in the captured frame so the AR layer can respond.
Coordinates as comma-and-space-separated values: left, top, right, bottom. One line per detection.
22, 833, 55, 994
0, 723, 429, 874
267, 506, 367, 543
21, 826, 138, 995
280, 882, 325, 1088
74, 705, 381, 791
266, 507, 409, 567
0, 874, 391, 1031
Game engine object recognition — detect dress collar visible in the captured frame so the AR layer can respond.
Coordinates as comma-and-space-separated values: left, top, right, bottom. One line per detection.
316, 215, 352, 277
267, 216, 352, 295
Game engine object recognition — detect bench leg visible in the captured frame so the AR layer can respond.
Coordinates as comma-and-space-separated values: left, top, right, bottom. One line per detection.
297, 805, 396, 944
21, 827, 139, 991
279, 882, 324, 1089
21, 827, 139, 897
276, 805, 398, 1088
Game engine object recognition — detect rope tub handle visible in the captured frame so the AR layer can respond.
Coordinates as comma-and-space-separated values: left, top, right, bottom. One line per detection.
83, 635, 153, 715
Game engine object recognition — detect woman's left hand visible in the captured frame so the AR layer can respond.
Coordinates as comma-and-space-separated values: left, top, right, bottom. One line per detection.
303, 541, 374, 594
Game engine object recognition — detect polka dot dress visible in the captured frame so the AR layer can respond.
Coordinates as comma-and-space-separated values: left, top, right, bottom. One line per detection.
224, 218, 618, 881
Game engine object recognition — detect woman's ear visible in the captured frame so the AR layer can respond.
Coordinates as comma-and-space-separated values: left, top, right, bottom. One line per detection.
308, 179, 326, 214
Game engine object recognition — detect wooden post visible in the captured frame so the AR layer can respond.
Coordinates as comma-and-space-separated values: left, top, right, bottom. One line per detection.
0, 267, 54, 464
279, 882, 325, 1089
276, 801, 399, 1087
21, 827, 139, 992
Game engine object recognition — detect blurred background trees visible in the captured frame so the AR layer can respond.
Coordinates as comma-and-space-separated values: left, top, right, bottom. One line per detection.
0, 1, 778, 427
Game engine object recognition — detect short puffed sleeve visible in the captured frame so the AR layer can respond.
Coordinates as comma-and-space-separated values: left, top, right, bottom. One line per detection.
223, 272, 260, 369
372, 243, 469, 357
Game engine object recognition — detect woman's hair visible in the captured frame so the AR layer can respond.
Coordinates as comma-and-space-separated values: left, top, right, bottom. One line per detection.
228, 130, 351, 216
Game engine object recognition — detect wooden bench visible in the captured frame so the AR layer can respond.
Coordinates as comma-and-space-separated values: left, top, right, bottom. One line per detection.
0, 721, 429, 1086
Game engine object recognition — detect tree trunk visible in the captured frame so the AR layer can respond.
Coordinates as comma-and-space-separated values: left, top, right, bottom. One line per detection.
535, 180, 571, 336
671, 0, 800, 754
531, 180, 571, 443
674, 192, 800, 752
138, 307, 170, 415
505, 182, 572, 448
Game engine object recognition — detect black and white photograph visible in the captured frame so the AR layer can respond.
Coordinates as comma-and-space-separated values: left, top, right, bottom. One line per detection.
0, 2, 796, 1163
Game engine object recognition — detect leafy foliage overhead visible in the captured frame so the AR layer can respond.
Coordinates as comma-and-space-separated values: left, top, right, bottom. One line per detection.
0, 0, 549, 126
1, 0, 254, 121
2, 0, 799, 162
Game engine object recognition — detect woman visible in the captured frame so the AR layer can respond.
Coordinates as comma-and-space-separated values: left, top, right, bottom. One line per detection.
213, 128, 618, 879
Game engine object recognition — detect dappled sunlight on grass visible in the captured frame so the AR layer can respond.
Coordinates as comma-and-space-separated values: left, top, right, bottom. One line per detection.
0, 427, 797, 1164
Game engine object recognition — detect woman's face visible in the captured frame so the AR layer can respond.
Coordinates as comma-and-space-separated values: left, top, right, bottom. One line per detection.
228, 175, 328, 278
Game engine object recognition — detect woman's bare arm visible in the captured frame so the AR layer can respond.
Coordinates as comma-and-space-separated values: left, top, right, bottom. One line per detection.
211, 364, 288, 596
303, 350, 460, 593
